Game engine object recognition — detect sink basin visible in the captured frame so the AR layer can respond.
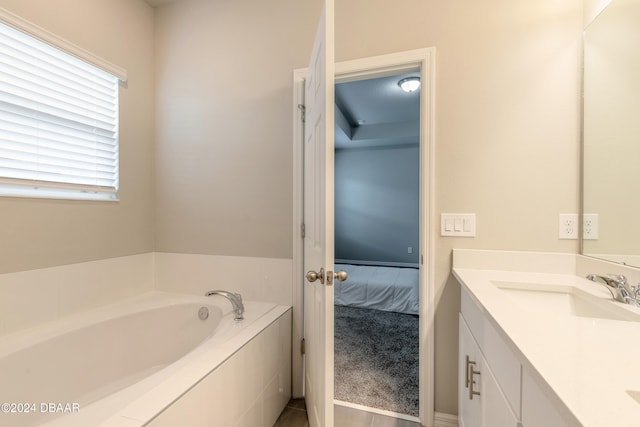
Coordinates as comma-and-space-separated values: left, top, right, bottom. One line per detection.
492, 281, 640, 322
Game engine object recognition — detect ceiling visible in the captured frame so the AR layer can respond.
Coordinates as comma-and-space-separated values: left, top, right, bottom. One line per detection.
334, 73, 420, 149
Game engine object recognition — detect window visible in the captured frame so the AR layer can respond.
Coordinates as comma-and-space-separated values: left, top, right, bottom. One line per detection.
0, 15, 125, 200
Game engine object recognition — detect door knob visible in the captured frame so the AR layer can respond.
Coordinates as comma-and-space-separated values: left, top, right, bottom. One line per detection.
306, 268, 325, 284
326, 269, 348, 286
334, 270, 348, 282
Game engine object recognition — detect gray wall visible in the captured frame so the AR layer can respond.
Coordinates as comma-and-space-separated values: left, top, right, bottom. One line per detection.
335, 145, 419, 264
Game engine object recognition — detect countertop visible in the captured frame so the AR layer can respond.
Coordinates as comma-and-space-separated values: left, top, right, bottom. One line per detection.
452, 249, 640, 427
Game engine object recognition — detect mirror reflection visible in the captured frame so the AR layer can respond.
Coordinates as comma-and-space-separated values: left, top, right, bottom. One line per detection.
583, 0, 640, 266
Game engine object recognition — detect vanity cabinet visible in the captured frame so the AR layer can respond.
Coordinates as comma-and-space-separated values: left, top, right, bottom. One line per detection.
459, 314, 519, 427
521, 370, 569, 426
459, 287, 570, 427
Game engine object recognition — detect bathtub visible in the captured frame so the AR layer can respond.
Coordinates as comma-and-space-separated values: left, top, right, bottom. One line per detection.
0, 291, 292, 427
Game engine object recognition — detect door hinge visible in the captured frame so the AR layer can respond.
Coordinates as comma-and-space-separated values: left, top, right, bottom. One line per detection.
298, 104, 306, 123
301, 223, 306, 239
301, 338, 306, 355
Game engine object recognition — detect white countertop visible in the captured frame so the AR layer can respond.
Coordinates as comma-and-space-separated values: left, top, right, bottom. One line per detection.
452, 249, 640, 427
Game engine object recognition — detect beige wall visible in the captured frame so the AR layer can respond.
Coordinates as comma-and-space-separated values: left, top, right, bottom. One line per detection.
153, 0, 322, 257
0, 0, 155, 273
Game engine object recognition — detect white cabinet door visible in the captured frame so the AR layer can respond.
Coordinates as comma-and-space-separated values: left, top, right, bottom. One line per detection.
459, 314, 482, 427
460, 314, 519, 427
522, 369, 570, 427
481, 354, 519, 427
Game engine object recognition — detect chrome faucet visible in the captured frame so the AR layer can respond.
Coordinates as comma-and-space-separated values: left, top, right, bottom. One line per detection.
205, 290, 245, 320
586, 274, 638, 305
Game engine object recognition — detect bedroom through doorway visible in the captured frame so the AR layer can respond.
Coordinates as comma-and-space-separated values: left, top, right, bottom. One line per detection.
333, 71, 421, 421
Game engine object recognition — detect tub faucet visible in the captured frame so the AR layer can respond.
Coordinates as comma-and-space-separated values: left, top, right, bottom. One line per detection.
586, 274, 638, 305
205, 290, 244, 320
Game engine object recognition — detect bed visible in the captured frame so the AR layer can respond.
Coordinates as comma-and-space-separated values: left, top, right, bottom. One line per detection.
333, 263, 419, 315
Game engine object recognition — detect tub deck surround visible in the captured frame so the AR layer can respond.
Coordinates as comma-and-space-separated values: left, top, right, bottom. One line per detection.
452, 249, 640, 427
0, 253, 155, 338
0, 291, 291, 427
0, 252, 293, 340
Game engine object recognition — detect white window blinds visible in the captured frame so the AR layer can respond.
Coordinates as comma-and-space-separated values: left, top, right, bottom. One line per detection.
0, 19, 121, 200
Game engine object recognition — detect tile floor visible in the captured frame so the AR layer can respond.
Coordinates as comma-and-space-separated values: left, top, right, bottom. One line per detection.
273, 399, 309, 427
273, 399, 422, 427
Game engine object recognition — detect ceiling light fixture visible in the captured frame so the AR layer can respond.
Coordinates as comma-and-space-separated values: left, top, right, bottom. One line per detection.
398, 76, 420, 93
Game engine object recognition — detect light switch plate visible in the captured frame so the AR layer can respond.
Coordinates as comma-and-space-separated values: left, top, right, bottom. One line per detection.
441, 213, 476, 237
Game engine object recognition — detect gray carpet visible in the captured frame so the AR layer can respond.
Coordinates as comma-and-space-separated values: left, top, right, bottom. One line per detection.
334, 305, 419, 417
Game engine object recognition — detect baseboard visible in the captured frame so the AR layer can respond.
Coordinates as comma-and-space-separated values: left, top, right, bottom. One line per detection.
434, 412, 458, 427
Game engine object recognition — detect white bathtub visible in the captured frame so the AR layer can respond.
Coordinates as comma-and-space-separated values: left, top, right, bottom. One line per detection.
0, 291, 292, 427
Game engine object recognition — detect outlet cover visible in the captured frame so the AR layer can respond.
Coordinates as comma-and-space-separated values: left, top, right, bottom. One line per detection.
559, 213, 578, 239
583, 213, 599, 240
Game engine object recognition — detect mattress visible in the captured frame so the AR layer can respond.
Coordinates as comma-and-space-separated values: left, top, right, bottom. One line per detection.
333, 263, 419, 315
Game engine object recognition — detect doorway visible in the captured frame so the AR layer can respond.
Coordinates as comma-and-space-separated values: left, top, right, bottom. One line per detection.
333, 71, 421, 420
292, 47, 436, 426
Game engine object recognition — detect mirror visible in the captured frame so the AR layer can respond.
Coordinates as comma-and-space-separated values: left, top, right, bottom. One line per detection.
582, 0, 640, 267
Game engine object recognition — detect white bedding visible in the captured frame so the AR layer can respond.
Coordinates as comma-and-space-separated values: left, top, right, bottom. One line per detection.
333, 263, 419, 315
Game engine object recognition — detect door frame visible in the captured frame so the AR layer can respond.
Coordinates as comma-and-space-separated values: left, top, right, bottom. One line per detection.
292, 47, 436, 426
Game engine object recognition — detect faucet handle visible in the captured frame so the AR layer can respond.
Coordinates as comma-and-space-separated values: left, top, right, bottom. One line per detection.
607, 274, 628, 284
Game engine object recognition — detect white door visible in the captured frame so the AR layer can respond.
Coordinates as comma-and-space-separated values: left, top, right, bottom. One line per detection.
303, 1, 335, 427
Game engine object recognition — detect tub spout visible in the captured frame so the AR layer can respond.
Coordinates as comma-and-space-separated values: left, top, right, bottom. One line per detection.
205, 290, 244, 320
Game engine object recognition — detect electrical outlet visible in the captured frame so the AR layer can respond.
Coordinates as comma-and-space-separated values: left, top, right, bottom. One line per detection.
559, 213, 578, 239
583, 213, 599, 240
407, 247, 413, 254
